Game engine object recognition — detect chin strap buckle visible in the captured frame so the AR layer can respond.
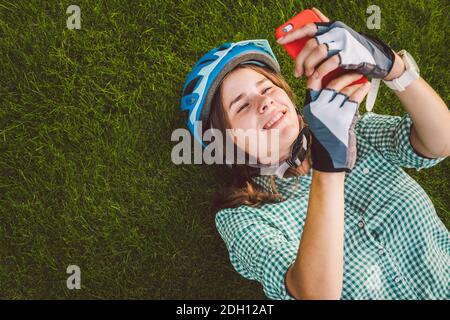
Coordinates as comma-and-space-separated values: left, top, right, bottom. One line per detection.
288, 126, 310, 166
272, 126, 311, 179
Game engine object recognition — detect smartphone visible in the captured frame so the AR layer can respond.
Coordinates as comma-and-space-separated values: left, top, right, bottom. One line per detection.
275, 9, 368, 88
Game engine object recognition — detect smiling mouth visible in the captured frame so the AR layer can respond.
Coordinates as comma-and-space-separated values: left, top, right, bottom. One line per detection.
263, 109, 287, 130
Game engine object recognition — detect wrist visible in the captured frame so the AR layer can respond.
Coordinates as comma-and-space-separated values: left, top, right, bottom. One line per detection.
383, 51, 406, 81
312, 170, 346, 180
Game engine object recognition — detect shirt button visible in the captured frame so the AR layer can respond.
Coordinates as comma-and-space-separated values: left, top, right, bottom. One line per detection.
394, 276, 403, 283
357, 220, 365, 229
363, 168, 370, 174
378, 249, 385, 256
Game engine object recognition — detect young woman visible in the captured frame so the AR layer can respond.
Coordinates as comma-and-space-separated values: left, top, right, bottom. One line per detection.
180, 9, 450, 299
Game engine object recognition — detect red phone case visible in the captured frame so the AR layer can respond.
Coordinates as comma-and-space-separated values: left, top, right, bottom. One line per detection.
275, 9, 368, 88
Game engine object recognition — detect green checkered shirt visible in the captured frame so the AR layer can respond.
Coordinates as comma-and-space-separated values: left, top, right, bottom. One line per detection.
215, 112, 449, 300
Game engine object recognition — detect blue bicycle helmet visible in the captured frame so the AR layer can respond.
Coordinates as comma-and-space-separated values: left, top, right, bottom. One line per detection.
180, 39, 281, 148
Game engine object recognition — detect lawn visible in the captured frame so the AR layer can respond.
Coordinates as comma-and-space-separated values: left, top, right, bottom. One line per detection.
0, 0, 448, 299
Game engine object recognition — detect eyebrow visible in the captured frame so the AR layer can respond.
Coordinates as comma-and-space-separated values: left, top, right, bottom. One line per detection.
228, 78, 270, 110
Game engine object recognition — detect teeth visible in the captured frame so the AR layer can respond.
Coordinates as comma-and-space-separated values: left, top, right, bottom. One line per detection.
265, 112, 284, 129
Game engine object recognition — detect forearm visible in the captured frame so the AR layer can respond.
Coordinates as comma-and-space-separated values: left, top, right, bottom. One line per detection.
286, 170, 345, 299
395, 77, 450, 157
386, 52, 450, 158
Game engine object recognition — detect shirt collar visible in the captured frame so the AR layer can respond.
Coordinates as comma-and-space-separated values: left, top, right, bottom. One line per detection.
251, 167, 313, 196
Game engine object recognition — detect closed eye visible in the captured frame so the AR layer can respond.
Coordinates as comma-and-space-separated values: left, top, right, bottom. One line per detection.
262, 86, 273, 94
237, 87, 273, 113
237, 103, 249, 113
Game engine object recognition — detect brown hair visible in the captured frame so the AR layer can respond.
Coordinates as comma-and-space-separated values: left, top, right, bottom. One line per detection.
208, 64, 310, 212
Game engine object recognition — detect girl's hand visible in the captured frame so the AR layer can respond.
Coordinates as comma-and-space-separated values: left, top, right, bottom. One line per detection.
303, 73, 371, 173
277, 8, 395, 81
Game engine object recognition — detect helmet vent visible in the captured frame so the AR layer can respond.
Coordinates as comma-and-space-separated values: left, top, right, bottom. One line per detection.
197, 58, 215, 67
183, 76, 201, 96
217, 43, 231, 51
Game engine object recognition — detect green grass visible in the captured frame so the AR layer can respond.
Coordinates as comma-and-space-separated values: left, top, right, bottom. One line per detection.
0, 0, 448, 299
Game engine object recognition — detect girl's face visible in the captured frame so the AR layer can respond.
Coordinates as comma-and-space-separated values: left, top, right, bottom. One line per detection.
221, 67, 301, 165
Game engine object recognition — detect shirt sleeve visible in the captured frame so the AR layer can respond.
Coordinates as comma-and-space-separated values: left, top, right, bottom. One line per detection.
355, 112, 447, 170
215, 208, 298, 300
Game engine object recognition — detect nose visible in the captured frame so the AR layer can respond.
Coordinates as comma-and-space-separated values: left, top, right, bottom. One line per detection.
257, 95, 275, 114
